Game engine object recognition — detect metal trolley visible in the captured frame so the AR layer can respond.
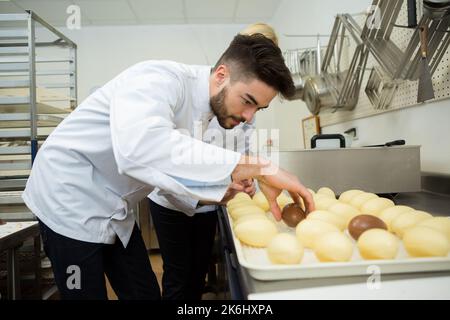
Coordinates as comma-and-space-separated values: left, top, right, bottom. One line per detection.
0, 10, 77, 220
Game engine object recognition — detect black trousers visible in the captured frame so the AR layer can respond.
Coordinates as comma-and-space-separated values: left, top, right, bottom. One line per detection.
149, 200, 218, 300
38, 220, 161, 300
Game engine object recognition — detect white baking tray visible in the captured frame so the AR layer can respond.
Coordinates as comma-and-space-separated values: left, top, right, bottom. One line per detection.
226, 211, 450, 281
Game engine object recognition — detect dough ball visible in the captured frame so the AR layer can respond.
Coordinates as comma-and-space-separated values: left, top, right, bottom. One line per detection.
267, 233, 304, 264
315, 197, 339, 211
307, 210, 346, 231
235, 219, 278, 247
233, 192, 252, 201
317, 187, 336, 199
234, 213, 269, 229
360, 197, 395, 217
277, 193, 294, 210
252, 192, 270, 212
417, 217, 450, 242
313, 231, 353, 262
295, 219, 339, 248
230, 205, 265, 221
378, 205, 415, 231
349, 193, 379, 209
357, 229, 399, 260
227, 198, 254, 211
391, 210, 433, 238
339, 189, 364, 203
348, 215, 387, 240
403, 226, 450, 257
328, 202, 361, 225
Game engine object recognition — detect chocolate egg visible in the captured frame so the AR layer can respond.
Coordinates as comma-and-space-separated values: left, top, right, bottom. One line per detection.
282, 203, 306, 227
348, 214, 387, 240
0, 219, 6, 225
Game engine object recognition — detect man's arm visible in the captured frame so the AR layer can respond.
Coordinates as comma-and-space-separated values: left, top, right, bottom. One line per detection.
110, 73, 241, 203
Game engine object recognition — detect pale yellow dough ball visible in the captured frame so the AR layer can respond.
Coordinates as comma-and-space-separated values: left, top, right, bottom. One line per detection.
350, 193, 379, 209
230, 205, 265, 221
357, 229, 399, 260
391, 210, 433, 238
360, 198, 395, 217
315, 197, 339, 211
403, 226, 450, 257
235, 219, 278, 247
295, 219, 339, 248
317, 187, 336, 199
277, 193, 294, 210
417, 217, 450, 242
339, 189, 364, 204
234, 213, 269, 229
378, 205, 414, 231
313, 231, 353, 262
328, 202, 361, 225
227, 198, 254, 211
233, 192, 252, 201
267, 233, 304, 264
307, 210, 346, 231
252, 192, 270, 212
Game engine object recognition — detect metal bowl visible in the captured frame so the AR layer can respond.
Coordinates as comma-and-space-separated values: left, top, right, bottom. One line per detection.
423, 0, 450, 19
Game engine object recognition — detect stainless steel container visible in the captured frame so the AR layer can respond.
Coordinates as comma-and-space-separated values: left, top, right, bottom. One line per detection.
276, 146, 421, 195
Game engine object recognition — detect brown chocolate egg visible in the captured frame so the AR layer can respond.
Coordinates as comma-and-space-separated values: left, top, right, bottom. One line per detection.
0, 219, 5, 225
282, 203, 307, 228
348, 214, 388, 240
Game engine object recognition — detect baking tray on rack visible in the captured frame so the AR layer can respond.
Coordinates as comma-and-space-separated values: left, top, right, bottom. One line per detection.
225, 210, 450, 281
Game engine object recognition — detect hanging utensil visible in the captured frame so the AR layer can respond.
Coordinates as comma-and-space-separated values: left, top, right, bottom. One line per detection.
407, 0, 418, 28
423, 0, 450, 20
417, 23, 435, 102
316, 35, 322, 75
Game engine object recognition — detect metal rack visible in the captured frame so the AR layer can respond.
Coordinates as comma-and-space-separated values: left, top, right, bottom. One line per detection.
283, 44, 328, 101
0, 11, 77, 220
302, 14, 370, 115
319, 0, 450, 126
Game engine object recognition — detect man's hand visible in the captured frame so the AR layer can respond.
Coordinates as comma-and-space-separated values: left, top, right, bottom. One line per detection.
241, 178, 256, 197
257, 168, 314, 221
231, 155, 315, 221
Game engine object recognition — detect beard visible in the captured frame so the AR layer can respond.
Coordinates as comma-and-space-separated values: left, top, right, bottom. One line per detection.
210, 87, 245, 129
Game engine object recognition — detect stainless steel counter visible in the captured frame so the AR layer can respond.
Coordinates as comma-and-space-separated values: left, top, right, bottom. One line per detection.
218, 190, 450, 300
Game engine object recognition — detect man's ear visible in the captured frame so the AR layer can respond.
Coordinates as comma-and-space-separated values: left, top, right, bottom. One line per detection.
213, 64, 229, 86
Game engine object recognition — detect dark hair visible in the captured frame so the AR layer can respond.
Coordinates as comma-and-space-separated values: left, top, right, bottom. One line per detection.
213, 34, 295, 99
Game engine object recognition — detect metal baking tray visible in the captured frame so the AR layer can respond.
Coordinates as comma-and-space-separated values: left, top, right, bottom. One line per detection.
226, 210, 450, 281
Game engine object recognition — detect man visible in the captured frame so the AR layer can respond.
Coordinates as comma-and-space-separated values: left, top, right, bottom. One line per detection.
22, 34, 314, 300
148, 24, 280, 300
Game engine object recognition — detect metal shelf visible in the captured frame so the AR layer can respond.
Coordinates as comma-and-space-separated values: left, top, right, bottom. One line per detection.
0, 11, 77, 216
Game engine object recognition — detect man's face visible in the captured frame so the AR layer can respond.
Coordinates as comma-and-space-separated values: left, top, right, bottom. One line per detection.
210, 66, 277, 129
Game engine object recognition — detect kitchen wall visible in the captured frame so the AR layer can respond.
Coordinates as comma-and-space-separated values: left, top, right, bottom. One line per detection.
56, 24, 246, 101
268, 0, 450, 175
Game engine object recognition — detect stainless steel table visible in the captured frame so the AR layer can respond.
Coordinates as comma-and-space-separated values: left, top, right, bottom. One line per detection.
0, 221, 41, 300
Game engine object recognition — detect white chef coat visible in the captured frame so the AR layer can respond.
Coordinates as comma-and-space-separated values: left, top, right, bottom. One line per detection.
149, 116, 255, 215
22, 61, 242, 247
